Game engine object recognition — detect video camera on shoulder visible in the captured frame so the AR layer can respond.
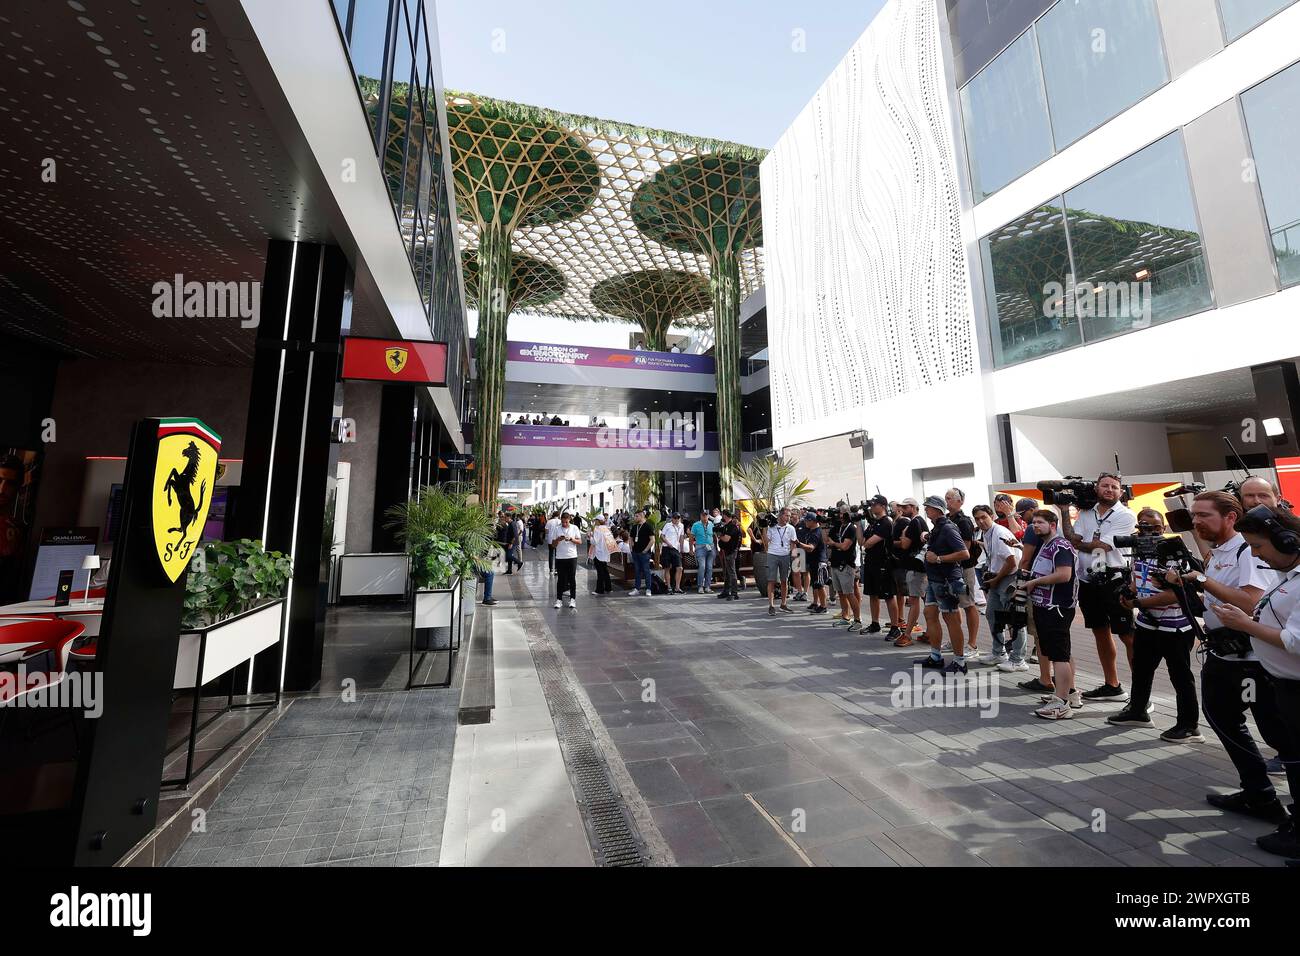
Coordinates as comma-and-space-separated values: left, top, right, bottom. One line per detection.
1036, 476, 1133, 510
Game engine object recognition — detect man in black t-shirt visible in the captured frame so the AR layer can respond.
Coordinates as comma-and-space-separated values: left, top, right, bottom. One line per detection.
796, 512, 829, 613
715, 510, 743, 600
945, 487, 983, 661
860, 495, 901, 639
629, 510, 656, 596
828, 505, 861, 630
894, 498, 929, 646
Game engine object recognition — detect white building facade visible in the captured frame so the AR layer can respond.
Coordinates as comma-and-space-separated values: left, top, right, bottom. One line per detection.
762, 0, 1300, 500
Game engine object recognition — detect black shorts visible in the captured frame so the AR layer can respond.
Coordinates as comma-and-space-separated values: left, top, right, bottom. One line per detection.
1033, 605, 1076, 663
861, 563, 895, 597
660, 547, 682, 569
1078, 581, 1133, 636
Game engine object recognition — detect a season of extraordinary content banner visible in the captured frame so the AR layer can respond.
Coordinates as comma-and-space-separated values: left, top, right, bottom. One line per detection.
506, 341, 715, 374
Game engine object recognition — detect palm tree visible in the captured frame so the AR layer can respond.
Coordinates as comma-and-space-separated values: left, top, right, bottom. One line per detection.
384, 481, 497, 575
735, 455, 814, 515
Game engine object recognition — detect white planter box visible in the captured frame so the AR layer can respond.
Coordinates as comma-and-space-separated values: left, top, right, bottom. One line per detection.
174, 599, 284, 690
413, 578, 461, 629
338, 552, 409, 598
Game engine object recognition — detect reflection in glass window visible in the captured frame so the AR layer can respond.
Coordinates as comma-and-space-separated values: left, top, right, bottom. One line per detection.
1221, 0, 1297, 40
1036, 0, 1168, 148
385, 4, 415, 214
1243, 62, 1300, 287
1064, 133, 1212, 344
349, 0, 392, 142
960, 31, 1055, 201
982, 202, 1079, 366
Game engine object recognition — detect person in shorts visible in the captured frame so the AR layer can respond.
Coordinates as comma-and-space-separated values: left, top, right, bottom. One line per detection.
894, 498, 929, 645
1019, 509, 1080, 719
764, 509, 798, 615
945, 487, 983, 660
828, 504, 862, 630
660, 513, 686, 593
860, 495, 901, 639
915, 496, 970, 673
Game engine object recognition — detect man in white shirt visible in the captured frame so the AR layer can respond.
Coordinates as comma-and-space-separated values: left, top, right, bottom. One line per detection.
973, 505, 1026, 671
545, 511, 562, 575
1063, 473, 1137, 701
551, 512, 583, 609
587, 514, 616, 595
764, 508, 798, 616
1173, 491, 1289, 824
660, 513, 687, 594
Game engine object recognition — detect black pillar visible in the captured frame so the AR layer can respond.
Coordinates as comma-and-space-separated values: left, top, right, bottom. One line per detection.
233, 240, 348, 693
1250, 362, 1300, 465
371, 383, 416, 551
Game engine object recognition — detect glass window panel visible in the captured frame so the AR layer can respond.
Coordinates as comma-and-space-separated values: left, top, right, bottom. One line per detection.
1036, 0, 1168, 149
349, 0, 390, 141
1242, 62, 1300, 287
960, 30, 1055, 201
1221, 0, 1297, 39
982, 201, 1080, 366
1063, 133, 1212, 344
331, 0, 351, 40
385, 3, 415, 213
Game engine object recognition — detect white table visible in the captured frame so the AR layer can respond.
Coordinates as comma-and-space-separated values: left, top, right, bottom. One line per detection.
0, 598, 103, 637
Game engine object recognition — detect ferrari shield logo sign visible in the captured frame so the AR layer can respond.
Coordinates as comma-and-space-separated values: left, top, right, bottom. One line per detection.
385, 347, 408, 375
152, 418, 222, 582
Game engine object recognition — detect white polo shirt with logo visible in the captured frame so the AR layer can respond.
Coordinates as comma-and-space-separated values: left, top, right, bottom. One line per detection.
661, 521, 686, 552
1071, 502, 1136, 580
1255, 565, 1300, 679
1205, 531, 1280, 661
766, 522, 796, 556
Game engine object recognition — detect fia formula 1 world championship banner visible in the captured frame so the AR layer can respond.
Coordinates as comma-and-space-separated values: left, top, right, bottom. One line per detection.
507, 341, 714, 374
501, 425, 719, 452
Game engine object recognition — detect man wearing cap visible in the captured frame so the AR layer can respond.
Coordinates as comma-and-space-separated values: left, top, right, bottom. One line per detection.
828, 503, 862, 630
716, 509, 743, 600
945, 487, 984, 662
1016, 497, 1055, 691
689, 509, 716, 593
894, 498, 929, 646
916, 495, 971, 673
860, 495, 902, 639
660, 512, 687, 594
764, 507, 798, 615
796, 511, 829, 614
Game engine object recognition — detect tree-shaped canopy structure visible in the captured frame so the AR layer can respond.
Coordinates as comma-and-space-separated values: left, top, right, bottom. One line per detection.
463, 250, 567, 315
589, 269, 711, 351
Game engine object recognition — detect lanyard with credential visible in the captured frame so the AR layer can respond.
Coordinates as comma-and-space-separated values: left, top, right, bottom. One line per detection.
1255, 567, 1300, 627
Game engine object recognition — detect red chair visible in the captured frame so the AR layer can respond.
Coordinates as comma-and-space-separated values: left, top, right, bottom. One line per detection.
0, 616, 58, 664
0, 619, 84, 705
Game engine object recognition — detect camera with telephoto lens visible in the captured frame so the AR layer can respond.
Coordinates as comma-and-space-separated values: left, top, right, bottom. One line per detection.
991, 569, 1031, 632
1037, 476, 1134, 510
757, 512, 778, 529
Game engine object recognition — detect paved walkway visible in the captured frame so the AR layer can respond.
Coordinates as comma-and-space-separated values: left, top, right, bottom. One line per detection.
512, 549, 1289, 867
439, 607, 592, 866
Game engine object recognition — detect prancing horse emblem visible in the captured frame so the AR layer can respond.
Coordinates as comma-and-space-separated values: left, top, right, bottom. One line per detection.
165, 441, 207, 545
386, 347, 408, 374
152, 418, 222, 583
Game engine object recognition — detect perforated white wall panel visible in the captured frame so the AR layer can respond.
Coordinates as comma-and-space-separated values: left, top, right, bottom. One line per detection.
761, 0, 975, 447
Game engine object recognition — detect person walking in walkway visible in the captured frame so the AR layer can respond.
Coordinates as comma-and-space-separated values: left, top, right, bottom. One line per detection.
545, 510, 562, 574
552, 512, 583, 609
629, 509, 655, 596
588, 514, 616, 595
690, 509, 716, 593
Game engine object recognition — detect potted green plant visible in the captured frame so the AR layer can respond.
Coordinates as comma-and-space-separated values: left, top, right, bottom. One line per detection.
736, 455, 814, 593
176, 539, 291, 690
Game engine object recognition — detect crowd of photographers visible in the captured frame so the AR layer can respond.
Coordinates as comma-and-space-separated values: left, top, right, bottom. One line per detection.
507, 473, 1299, 860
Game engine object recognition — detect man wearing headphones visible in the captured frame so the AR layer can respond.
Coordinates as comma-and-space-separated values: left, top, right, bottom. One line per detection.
1178, 491, 1289, 824
1210, 505, 1300, 858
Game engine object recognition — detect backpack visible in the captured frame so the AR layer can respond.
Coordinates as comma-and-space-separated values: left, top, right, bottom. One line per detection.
650, 573, 669, 595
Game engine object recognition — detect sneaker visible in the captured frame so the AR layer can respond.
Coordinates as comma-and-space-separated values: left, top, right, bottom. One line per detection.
1256, 817, 1300, 859
1267, 756, 1286, 776
1035, 697, 1072, 720
886, 626, 902, 641
1081, 684, 1128, 702
987, 653, 1008, 667
1028, 654, 1039, 664
768, 606, 776, 617
1205, 791, 1288, 823
553, 599, 562, 609
794, 592, 807, 603
807, 604, 820, 614
916, 655, 945, 670
482, 598, 498, 606
845, 622, 860, 633
911, 624, 926, 636
865, 622, 881, 634
814, 605, 828, 614
717, 591, 730, 599
944, 659, 968, 675
729, 593, 739, 601
998, 660, 1030, 673
965, 651, 983, 665
1067, 690, 1083, 709
568, 598, 577, 609
1018, 678, 1054, 693
893, 634, 914, 647
780, 605, 794, 613
628, 589, 640, 596
1160, 725, 1203, 743
1106, 708, 1153, 728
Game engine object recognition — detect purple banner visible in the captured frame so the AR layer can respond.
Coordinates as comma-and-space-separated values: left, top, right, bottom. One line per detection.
507, 340, 714, 374
501, 424, 719, 451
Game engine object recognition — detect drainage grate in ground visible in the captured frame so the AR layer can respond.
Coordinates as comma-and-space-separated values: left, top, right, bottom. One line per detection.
528, 633, 649, 867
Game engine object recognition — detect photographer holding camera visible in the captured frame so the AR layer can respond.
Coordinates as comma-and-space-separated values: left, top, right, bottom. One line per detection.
894, 498, 929, 647
1063, 472, 1136, 702
1210, 505, 1300, 857
1018, 509, 1081, 719
861, 495, 902, 638
828, 504, 863, 631
1177, 491, 1291, 825
973, 504, 1027, 671
915, 496, 971, 674
1108, 508, 1203, 741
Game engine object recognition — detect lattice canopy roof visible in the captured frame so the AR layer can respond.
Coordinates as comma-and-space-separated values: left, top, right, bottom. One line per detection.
447, 91, 766, 325
463, 250, 566, 315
